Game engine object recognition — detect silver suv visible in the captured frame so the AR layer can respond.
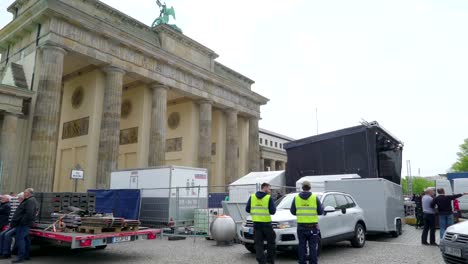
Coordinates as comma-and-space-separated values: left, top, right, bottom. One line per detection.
238, 191, 367, 253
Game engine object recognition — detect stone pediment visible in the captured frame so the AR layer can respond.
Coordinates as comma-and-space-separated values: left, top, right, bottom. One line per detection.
0, 62, 28, 89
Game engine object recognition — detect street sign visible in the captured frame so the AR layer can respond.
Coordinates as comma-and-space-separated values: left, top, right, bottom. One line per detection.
71, 169, 84, 179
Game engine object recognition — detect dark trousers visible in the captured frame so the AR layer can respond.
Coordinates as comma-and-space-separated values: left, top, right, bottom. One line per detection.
253, 224, 276, 264
421, 213, 436, 244
297, 225, 319, 264
15, 226, 30, 260
0, 228, 16, 256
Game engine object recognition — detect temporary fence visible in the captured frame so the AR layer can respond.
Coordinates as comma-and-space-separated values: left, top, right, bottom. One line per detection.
137, 184, 298, 239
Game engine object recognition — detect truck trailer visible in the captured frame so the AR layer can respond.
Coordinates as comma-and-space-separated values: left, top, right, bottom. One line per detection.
324, 178, 404, 236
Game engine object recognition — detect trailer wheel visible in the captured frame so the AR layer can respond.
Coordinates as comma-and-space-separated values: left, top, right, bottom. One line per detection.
391, 219, 402, 238
350, 223, 366, 248
95, 245, 107, 250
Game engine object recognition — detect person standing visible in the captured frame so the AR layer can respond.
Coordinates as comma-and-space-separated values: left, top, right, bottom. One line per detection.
10, 188, 37, 263
0, 193, 23, 259
0, 195, 11, 231
431, 188, 468, 239
246, 183, 277, 264
421, 188, 437, 246
290, 181, 323, 264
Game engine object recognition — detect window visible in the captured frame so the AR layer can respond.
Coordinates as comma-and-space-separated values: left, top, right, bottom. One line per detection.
334, 195, 349, 210
275, 142, 278, 148
260, 138, 263, 144
265, 139, 268, 145
345, 196, 356, 208
270, 141, 273, 147
322, 195, 337, 208
280, 143, 282, 148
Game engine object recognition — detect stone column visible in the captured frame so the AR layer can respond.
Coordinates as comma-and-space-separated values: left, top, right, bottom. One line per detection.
225, 109, 238, 184
27, 44, 66, 191
248, 117, 260, 172
96, 66, 125, 189
260, 158, 265, 171
148, 84, 168, 167
268, 159, 275, 171
1, 114, 18, 193
198, 100, 212, 178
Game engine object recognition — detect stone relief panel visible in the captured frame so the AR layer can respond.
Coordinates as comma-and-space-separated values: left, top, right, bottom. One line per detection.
166, 137, 183, 152
62, 117, 89, 139
121, 99, 132, 119
71, 86, 84, 109
120, 127, 138, 145
167, 112, 180, 130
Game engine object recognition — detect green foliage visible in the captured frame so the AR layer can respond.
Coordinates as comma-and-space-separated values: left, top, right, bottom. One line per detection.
401, 177, 435, 195
452, 138, 468, 172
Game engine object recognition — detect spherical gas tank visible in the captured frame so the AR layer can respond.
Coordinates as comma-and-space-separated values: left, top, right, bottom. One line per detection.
210, 215, 236, 242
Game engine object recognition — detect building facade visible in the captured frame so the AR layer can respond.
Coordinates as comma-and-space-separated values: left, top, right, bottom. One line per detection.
0, 0, 268, 193
259, 128, 294, 171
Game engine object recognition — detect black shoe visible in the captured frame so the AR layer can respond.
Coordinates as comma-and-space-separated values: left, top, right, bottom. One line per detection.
422, 242, 429, 245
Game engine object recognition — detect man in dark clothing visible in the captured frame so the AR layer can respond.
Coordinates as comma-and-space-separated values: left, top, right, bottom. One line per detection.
0, 195, 11, 230
10, 188, 38, 263
246, 183, 277, 264
431, 188, 468, 239
290, 181, 323, 264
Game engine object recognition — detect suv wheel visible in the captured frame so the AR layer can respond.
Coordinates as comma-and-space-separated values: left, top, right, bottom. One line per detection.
350, 223, 366, 248
245, 244, 256, 253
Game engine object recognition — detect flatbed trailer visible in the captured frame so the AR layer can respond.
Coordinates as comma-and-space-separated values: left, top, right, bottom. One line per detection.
29, 228, 160, 249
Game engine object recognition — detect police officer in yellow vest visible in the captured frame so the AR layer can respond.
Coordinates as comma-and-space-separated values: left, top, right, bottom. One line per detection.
246, 183, 277, 264
290, 181, 323, 264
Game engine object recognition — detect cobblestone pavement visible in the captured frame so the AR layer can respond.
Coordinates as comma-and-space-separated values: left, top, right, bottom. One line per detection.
9, 225, 444, 264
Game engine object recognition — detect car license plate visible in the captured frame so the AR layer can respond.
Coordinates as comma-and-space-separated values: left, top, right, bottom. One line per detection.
445, 246, 462, 258
248, 228, 253, 235
113, 236, 131, 243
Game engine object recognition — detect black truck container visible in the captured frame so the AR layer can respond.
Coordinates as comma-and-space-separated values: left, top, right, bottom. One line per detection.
284, 122, 403, 186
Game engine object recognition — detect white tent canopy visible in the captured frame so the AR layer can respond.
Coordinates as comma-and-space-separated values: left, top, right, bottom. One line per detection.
230, 171, 286, 187
228, 171, 286, 202
296, 174, 361, 192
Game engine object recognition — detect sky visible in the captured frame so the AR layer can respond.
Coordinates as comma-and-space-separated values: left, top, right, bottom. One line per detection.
1, 0, 467, 176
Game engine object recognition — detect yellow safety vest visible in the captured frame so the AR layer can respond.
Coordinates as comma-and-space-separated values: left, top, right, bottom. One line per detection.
250, 194, 272, 223
295, 194, 318, 224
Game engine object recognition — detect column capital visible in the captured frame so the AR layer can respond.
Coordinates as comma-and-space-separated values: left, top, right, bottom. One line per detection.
196, 98, 213, 105
223, 107, 238, 115
102, 66, 126, 74
149, 83, 169, 90
39, 44, 67, 56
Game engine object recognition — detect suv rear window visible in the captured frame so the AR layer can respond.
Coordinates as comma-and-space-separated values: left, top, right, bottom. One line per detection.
334, 194, 349, 210
345, 195, 356, 208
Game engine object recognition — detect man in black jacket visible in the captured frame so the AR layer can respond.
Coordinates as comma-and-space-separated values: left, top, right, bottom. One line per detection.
0, 195, 11, 230
431, 188, 468, 240
10, 188, 37, 263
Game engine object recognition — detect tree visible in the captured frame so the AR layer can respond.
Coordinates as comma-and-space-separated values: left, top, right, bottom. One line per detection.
452, 138, 468, 172
401, 176, 434, 195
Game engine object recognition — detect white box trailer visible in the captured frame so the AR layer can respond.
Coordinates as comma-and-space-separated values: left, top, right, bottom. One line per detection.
436, 179, 453, 195
453, 179, 468, 211
296, 174, 361, 192
325, 178, 404, 236
110, 166, 208, 227
228, 171, 285, 202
